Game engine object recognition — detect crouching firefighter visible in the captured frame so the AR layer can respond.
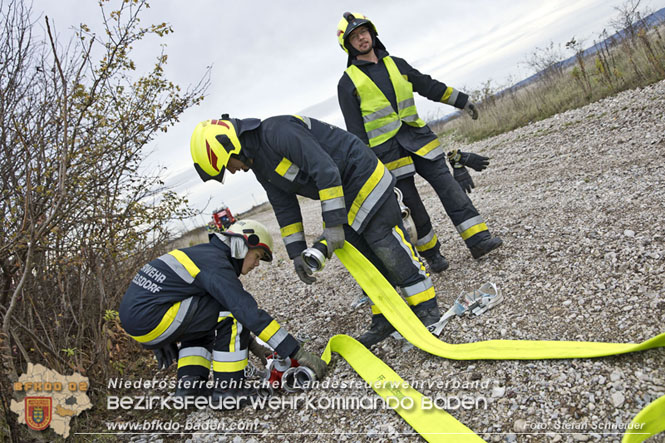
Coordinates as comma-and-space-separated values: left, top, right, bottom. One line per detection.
119, 219, 327, 408
190, 115, 441, 347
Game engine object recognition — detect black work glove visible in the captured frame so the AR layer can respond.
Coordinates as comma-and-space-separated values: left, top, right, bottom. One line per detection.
464, 101, 479, 120
460, 152, 489, 171
293, 255, 316, 285
461, 152, 489, 171
322, 225, 345, 258
248, 337, 272, 366
153, 343, 178, 370
452, 165, 475, 193
293, 347, 327, 379
447, 149, 490, 172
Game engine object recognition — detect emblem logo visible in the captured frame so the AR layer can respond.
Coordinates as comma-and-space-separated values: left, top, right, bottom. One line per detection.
25, 397, 52, 431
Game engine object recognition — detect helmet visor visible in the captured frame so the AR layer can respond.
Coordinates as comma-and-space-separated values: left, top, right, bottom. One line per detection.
194, 163, 227, 183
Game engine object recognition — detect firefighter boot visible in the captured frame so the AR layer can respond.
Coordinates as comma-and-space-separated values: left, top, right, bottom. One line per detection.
357, 314, 396, 348
420, 249, 449, 273
411, 299, 441, 328
174, 375, 211, 398
469, 236, 503, 259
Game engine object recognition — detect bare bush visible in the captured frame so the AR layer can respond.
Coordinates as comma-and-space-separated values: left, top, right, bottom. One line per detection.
523, 41, 566, 84
0, 0, 208, 438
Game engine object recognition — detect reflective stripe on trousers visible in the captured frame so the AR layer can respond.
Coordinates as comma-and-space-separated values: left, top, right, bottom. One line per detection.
177, 346, 212, 370
415, 228, 438, 254
129, 297, 194, 347
349, 202, 435, 316
455, 215, 488, 241
213, 313, 249, 375
212, 349, 248, 373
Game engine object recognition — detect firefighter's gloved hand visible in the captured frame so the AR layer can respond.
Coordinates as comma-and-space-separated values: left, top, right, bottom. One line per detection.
293, 256, 316, 285
459, 151, 489, 171
464, 101, 479, 120
293, 347, 327, 379
153, 343, 178, 370
453, 165, 475, 193
248, 337, 272, 366
322, 225, 345, 258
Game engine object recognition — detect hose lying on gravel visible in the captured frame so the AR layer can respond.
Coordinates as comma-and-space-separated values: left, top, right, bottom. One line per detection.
318, 241, 665, 443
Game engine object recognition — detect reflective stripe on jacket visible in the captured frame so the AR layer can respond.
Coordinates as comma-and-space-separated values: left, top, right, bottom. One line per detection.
338, 50, 471, 168
241, 115, 396, 258
119, 235, 299, 358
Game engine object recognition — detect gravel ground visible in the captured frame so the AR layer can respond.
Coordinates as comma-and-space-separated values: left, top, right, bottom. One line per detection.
133, 81, 665, 443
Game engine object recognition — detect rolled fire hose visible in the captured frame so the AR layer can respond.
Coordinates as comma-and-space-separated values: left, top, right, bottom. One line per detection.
317, 241, 665, 443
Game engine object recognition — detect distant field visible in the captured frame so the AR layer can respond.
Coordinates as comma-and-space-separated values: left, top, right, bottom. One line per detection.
237, 201, 273, 219
435, 18, 665, 143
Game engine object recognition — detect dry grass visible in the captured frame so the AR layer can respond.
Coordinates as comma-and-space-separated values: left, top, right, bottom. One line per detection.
435, 18, 665, 144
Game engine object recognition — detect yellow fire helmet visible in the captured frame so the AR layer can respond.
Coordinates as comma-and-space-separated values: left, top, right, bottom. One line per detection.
223, 219, 274, 262
336, 12, 377, 53
190, 118, 242, 183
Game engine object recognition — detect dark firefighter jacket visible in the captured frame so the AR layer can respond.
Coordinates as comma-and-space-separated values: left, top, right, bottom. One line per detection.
240, 115, 395, 259
337, 48, 470, 178
119, 234, 299, 358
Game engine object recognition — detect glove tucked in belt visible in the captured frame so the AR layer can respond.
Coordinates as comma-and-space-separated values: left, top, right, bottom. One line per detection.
447, 149, 490, 172
452, 166, 475, 193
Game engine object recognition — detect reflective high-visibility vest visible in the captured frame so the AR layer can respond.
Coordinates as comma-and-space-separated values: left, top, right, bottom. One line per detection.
345, 56, 426, 147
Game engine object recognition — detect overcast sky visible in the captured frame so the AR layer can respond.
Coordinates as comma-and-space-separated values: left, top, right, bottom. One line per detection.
31, 0, 665, 231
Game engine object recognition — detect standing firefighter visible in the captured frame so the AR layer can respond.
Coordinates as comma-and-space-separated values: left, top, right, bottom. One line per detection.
336, 12, 502, 271
119, 219, 326, 408
190, 115, 440, 347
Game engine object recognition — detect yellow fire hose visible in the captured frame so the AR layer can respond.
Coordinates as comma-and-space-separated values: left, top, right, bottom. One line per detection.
319, 242, 665, 442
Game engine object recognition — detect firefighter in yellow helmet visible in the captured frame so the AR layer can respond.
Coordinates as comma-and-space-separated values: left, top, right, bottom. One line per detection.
119, 219, 326, 408
336, 12, 502, 271
191, 115, 440, 347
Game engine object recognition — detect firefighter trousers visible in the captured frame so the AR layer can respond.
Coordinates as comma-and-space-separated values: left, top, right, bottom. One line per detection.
173, 297, 250, 384
344, 194, 437, 315
126, 295, 250, 384
396, 154, 492, 257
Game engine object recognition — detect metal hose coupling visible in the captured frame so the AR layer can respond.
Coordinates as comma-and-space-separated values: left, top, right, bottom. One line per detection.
301, 240, 328, 273
281, 366, 317, 393
393, 187, 418, 243
244, 361, 268, 379
394, 187, 410, 219
245, 361, 274, 398
256, 383, 274, 398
